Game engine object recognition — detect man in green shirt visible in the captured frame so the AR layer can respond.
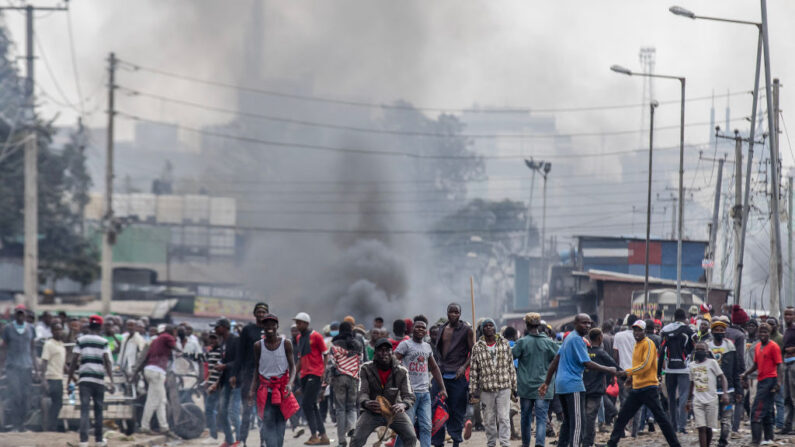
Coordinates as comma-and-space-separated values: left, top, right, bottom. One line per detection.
513, 312, 559, 447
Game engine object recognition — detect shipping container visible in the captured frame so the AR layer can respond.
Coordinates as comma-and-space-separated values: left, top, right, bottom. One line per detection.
209, 197, 236, 226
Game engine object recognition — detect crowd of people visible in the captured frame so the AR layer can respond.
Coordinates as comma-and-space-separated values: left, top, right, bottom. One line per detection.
1, 300, 795, 447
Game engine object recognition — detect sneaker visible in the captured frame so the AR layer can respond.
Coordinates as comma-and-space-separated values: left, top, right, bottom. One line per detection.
79, 443, 89, 447
305, 436, 319, 445
463, 420, 473, 440
201, 438, 219, 445
760, 440, 773, 445
95, 440, 108, 447
294, 428, 306, 438
316, 434, 331, 445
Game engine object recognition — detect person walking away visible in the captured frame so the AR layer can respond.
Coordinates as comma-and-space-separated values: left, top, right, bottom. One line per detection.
349, 338, 417, 447
539, 314, 617, 447
686, 342, 729, 447
67, 315, 115, 447
742, 322, 784, 445
250, 313, 295, 447
433, 303, 474, 447
707, 318, 743, 447
659, 308, 695, 434
41, 321, 67, 431
469, 319, 516, 447
1, 304, 39, 432
237, 302, 269, 446
328, 321, 364, 447
209, 318, 242, 447
131, 325, 180, 437
582, 328, 620, 447
294, 312, 330, 445
391, 319, 409, 350
513, 312, 559, 447
605, 320, 680, 447
395, 316, 447, 447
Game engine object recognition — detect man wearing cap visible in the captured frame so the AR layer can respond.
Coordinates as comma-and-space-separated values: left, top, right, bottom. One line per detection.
237, 302, 269, 445
513, 312, 559, 447
350, 338, 417, 447
249, 313, 295, 447
294, 312, 330, 445
707, 317, 743, 446
470, 318, 516, 447
1, 304, 39, 432
67, 315, 115, 447
131, 324, 180, 436
606, 319, 681, 447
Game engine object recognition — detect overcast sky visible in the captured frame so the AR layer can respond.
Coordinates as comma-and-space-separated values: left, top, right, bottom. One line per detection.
5, 0, 793, 163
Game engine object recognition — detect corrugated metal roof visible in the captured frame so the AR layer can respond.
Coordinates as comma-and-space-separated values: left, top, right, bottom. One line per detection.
573, 269, 729, 291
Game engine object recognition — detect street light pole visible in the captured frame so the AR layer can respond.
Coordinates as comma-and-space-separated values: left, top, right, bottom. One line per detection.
644, 100, 659, 309
611, 65, 686, 309
668, 5, 765, 306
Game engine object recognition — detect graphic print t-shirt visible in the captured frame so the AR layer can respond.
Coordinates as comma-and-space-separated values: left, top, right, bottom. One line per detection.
688, 358, 723, 404
395, 338, 433, 392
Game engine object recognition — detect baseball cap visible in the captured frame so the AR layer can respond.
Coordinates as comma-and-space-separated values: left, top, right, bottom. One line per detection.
263, 313, 279, 323
293, 312, 311, 324
632, 320, 646, 330
213, 318, 231, 329
88, 315, 104, 326
14, 304, 26, 313
157, 323, 167, 334
374, 337, 393, 350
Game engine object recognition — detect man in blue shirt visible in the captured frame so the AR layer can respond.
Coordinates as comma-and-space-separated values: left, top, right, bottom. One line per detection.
539, 314, 620, 447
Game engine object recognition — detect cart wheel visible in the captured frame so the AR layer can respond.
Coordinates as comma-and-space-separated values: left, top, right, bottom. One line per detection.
172, 402, 204, 439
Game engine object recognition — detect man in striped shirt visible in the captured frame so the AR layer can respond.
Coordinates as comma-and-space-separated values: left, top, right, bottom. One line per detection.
327, 321, 364, 446
67, 315, 115, 447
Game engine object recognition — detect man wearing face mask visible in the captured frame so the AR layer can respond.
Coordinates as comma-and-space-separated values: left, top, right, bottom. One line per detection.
686, 342, 728, 447
706, 318, 743, 447
350, 338, 417, 447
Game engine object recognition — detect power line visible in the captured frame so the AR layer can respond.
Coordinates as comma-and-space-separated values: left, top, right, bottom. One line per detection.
65, 8, 84, 116
116, 57, 751, 115
117, 111, 710, 161
118, 85, 748, 140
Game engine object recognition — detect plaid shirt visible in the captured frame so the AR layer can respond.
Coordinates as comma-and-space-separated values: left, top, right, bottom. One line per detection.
470, 335, 517, 394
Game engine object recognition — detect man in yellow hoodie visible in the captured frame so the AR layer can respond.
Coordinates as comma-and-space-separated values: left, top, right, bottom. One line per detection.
606, 320, 681, 447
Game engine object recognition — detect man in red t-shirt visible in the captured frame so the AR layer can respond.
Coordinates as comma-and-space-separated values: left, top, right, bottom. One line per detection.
293, 312, 329, 445
742, 323, 783, 445
132, 325, 180, 436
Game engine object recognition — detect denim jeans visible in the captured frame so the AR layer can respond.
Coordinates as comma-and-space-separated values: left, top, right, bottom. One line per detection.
333, 374, 359, 445
397, 391, 432, 447
205, 390, 220, 439
218, 383, 241, 444
520, 398, 550, 447
261, 392, 286, 447
665, 372, 690, 432
6, 366, 32, 431
78, 382, 105, 443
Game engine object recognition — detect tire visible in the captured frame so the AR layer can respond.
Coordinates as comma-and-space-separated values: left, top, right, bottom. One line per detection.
172, 403, 204, 440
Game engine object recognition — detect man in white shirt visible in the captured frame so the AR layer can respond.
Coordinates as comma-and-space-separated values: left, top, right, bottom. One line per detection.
35, 311, 54, 341
119, 320, 146, 377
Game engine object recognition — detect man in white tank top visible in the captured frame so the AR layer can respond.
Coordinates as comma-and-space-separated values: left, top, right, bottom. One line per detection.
249, 314, 295, 447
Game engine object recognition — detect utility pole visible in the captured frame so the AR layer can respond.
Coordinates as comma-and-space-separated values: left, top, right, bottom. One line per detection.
524, 159, 551, 292
733, 132, 743, 300
769, 77, 783, 317
657, 194, 678, 239
0, 2, 70, 313
760, 0, 782, 317
643, 100, 659, 310
702, 153, 725, 290
789, 176, 793, 307
101, 53, 116, 316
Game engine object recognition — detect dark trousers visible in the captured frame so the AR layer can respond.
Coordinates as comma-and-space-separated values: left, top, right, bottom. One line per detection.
665, 372, 690, 432
262, 392, 286, 447
79, 382, 105, 443
205, 389, 219, 439
46, 379, 64, 431
239, 369, 255, 443
717, 393, 734, 447
432, 375, 468, 446
6, 366, 32, 431
350, 411, 417, 447
218, 383, 239, 444
301, 374, 326, 436
558, 392, 586, 447
752, 377, 777, 443
583, 395, 603, 447
607, 386, 680, 447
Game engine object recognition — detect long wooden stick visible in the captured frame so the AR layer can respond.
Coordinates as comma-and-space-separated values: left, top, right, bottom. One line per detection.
470, 276, 476, 326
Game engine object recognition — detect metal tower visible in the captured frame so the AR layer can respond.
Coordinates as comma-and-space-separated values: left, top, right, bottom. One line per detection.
639, 47, 656, 147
